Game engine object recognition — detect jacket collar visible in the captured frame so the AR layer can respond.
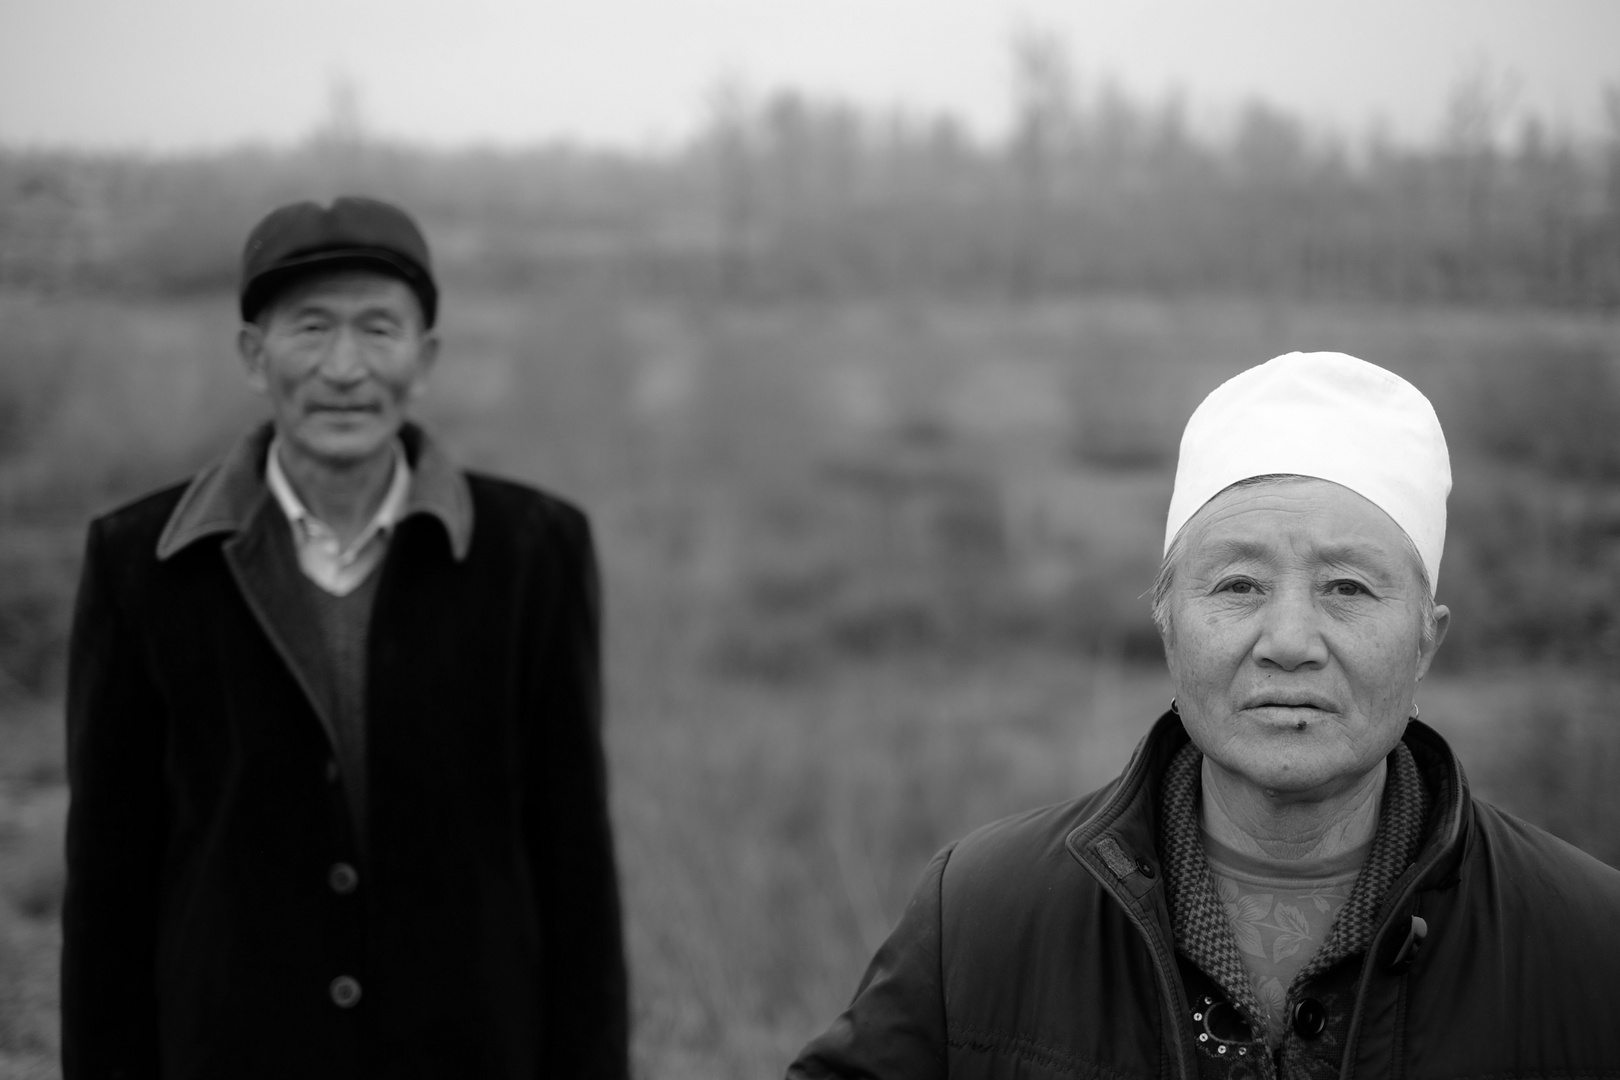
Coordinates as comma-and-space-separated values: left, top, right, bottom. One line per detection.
1396, 717, 1472, 886
156, 421, 473, 562
1066, 711, 1471, 891
1065, 710, 1189, 882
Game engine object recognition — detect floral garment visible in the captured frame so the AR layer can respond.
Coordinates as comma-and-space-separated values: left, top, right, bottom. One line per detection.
1201, 834, 1366, 1043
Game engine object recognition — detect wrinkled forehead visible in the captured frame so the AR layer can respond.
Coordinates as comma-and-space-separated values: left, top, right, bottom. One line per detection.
1178, 476, 1429, 585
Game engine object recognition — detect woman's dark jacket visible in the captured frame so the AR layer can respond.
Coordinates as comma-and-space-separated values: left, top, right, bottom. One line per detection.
60, 424, 628, 1080
789, 712, 1620, 1079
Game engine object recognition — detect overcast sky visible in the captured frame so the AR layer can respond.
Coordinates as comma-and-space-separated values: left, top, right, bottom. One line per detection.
3, 0, 1616, 152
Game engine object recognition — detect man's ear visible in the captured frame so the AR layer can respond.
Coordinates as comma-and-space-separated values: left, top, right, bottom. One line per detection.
238, 323, 269, 395
409, 331, 440, 398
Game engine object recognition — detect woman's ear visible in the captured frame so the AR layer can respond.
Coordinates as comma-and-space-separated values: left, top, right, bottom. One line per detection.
1416, 604, 1450, 681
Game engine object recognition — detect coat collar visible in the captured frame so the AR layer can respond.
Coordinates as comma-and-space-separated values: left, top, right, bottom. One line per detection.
155, 421, 473, 562
1066, 711, 1471, 894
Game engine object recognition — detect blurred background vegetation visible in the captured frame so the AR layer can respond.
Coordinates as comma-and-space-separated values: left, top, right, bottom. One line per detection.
2, 36, 1618, 1079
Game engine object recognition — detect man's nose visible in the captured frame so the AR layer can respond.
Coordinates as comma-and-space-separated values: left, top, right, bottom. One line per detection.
318, 326, 367, 384
1252, 587, 1328, 671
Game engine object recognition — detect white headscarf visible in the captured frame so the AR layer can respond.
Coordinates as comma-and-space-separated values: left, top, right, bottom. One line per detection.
1164, 351, 1451, 591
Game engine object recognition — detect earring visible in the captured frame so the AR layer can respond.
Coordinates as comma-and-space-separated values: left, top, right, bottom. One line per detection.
1410, 701, 1420, 720
1169, 698, 1180, 715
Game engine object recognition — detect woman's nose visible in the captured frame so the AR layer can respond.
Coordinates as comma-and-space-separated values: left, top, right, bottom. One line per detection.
1252, 588, 1328, 671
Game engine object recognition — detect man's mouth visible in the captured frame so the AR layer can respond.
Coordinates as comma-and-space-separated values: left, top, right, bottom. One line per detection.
310, 403, 379, 416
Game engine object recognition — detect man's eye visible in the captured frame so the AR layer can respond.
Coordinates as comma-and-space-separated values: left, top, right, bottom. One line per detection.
1329, 580, 1368, 597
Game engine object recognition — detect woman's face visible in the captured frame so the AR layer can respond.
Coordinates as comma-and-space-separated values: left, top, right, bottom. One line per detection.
1160, 477, 1449, 801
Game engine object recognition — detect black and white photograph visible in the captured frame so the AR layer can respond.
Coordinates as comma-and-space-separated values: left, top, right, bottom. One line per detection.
2, 2, 1618, 1077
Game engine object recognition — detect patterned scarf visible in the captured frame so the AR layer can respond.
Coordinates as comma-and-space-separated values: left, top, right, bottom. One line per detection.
1159, 738, 1432, 1043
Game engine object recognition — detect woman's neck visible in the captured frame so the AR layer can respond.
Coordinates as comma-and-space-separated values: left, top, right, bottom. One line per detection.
1199, 757, 1387, 864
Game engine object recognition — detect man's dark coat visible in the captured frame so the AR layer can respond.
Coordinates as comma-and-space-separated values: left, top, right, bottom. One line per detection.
789, 712, 1620, 1079
61, 424, 628, 1080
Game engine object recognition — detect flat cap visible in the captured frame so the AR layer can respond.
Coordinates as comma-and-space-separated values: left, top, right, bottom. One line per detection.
239, 196, 438, 327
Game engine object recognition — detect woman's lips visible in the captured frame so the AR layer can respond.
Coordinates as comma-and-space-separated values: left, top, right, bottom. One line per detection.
1245, 700, 1336, 718
1244, 691, 1335, 710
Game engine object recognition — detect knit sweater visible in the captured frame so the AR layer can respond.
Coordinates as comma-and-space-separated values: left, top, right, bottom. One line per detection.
302, 569, 381, 839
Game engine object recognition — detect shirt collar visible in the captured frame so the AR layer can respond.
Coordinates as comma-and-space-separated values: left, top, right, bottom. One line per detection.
156, 421, 474, 562
265, 435, 411, 553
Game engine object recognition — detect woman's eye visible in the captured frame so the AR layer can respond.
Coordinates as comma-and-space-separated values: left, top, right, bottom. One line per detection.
1329, 580, 1368, 597
1219, 579, 1257, 595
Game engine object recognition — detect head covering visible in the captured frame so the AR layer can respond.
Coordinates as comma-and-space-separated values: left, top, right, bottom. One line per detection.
239, 196, 438, 327
1164, 351, 1450, 591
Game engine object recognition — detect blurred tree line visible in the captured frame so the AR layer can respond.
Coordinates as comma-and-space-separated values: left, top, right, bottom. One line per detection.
4, 34, 1620, 308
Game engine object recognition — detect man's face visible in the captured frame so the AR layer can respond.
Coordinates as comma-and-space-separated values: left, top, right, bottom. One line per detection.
1160, 478, 1449, 801
238, 270, 438, 471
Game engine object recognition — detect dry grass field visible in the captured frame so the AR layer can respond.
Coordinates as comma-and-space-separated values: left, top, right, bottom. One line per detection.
1, 286, 1617, 1078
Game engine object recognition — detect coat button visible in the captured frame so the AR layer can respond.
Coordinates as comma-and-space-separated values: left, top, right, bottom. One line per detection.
330, 975, 362, 1008
328, 862, 359, 894
1292, 997, 1327, 1039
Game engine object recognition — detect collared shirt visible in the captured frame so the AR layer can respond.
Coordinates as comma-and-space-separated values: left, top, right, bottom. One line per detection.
265, 438, 411, 595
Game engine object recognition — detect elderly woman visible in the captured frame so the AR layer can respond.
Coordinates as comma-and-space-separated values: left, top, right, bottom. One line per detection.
787, 353, 1620, 1080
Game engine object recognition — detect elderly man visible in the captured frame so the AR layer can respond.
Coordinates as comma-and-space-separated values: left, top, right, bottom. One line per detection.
61, 197, 628, 1079
788, 353, 1620, 1079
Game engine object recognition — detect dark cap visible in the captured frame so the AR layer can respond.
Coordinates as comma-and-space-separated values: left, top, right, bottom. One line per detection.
239, 196, 438, 327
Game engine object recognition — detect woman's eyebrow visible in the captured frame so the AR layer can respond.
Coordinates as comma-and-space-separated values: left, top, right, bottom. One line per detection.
1187, 538, 1274, 572
1191, 539, 1402, 575
1318, 543, 1403, 577
1321, 544, 1399, 569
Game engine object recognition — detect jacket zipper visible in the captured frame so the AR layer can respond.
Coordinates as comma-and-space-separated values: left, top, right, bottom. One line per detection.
1079, 846, 1197, 1080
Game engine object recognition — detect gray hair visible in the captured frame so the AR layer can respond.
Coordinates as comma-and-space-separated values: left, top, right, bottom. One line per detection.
1149, 474, 1439, 650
